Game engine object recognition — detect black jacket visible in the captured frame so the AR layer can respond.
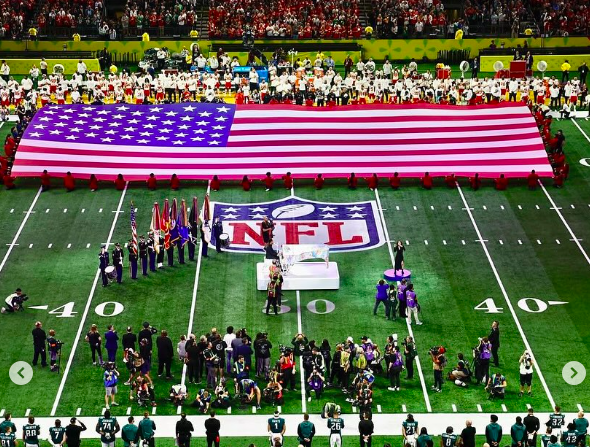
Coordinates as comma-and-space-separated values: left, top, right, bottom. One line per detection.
156, 336, 174, 360
204, 418, 220, 437
32, 327, 47, 347
176, 418, 194, 440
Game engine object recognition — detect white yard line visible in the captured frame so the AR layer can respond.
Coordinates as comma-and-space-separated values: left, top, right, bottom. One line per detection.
571, 118, 590, 144
456, 184, 556, 409
0, 187, 42, 275
296, 290, 307, 414
539, 181, 590, 267
50, 183, 129, 416
374, 189, 432, 412
181, 182, 211, 387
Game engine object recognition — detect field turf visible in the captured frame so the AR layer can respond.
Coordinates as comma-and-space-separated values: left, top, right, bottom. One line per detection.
1, 119, 590, 425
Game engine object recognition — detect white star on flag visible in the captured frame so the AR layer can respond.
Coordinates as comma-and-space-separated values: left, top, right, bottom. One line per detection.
177, 132, 187, 138
116, 105, 130, 111
347, 206, 364, 211
49, 130, 62, 135
159, 128, 172, 134
212, 125, 225, 130
112, 114, 124, 119
87, 132, 97, 138
78, 113, 90, 117
70, 127, 82, 132
156, 136, 169, 141
250, 207, 267, 212
144, 123, 156, 129
94, 117, 106, 122
319, 206, 337, 212
89, 125, 102, 130
54, 123, 67, 128
215, 116, 228, 122
199, 111, 212, 117
222, 207, 239, 213
29, 132, 42, 138
74, 120, 87, 125
162, 120, 174, 125
180, 116, 192, 121
105, 130, 117, 135
59, 116, 70, 120
183, 105, 196, 112
140, 131, 153, 137
151, 107, 163, 112
124, 127, 137, 132
34, 124, 47, 129
178, 124, 189, 130
65, 135, 78, 140
131, 111, 144, 116
349, 213, 366, 218
173, 140, 184, 145
146, 115, 158, 121
208, 140, 220, 145
217, 106, 230, 113
39, 117, 52, 122
97, 110, 109, 115
196, 120, 209, 126
137, 139, 150, 144
128, 119, 140, 124
121, 134, 133, 140
250, 213, 266, 219
222, 213, 238, 219
322, 213, 337, 219
210, 133, 222, 138
102, 137, 114, 142
165, 111, 178, 116
44, 110, 57, 115
191, 136, 204, 141
194, 129, 206, 134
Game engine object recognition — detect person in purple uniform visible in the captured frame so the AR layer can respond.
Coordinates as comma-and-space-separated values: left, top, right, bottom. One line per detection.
374, 280, 389, 316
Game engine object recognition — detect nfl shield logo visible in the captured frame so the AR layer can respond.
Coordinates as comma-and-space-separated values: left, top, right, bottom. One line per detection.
211, 196, 385, 253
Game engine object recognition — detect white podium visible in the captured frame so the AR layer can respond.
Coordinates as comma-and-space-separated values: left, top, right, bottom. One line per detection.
256, 260, 340, 290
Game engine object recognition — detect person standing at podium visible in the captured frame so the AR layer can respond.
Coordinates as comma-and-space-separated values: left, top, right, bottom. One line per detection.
261, 216, 274, 244
394, 241, 405, 274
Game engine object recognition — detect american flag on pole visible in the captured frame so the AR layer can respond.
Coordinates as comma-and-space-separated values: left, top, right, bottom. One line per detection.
130, 201, 138, 256
12, 102, 553, 179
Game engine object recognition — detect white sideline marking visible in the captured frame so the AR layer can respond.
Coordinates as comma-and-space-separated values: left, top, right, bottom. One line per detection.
81, 208, 85, 213
25, 409, 30, 417
377, 405, 382, 413
176, 406, 182, 415
535, 205, 540, 210
277, 406, 281, 413
181, 182, 210, 388
502, 404, 508, 412
135, 208, 138, 212
48, 244, 52, 248
518, 240, 523, 245
252, 406, 256, 414
67, 243, 72, 249
51, 183, 129, 416
540, 181, 590, 267
0, 187, 42, 275
375, 189, 431, 412
46, 209, 50, 213
297, 290, 307, 414
126, 407, 131, 415
152, 406, 157, 415
352, 406, 357, 413
499, 240, 503, 245
443, 240, 447, 245
537, 240, 542, 245
452, 404, 457, 412
572, 118, 590, 144
456, 183, 556, 409
556, 239, 561, 245
477, 404, 482, 412
76, 408, 81, 416
86, 243, 91, 248
99, 208, 103, 213
29, 244, 33, 248
402, 405, 407, 412
63, 208, 67, 213
578, 404, 584, 412
424, 240, 428, 245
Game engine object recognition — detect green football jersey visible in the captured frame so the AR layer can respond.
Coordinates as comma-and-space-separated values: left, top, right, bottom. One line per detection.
549, 414, 565, 430
0, 423, 16, 436
49, 427, 66, 445
23, 424, 40, 444
97, 417, 118, 443
327, 418, 344, 435
268, 417, 285, 434
0, 432, 16, 447
442, 433, 457, 447
403, 420, 418, 436
540, 434, 551, 447
563, 430, 579, 447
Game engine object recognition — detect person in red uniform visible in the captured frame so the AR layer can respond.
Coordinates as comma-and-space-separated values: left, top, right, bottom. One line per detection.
210, 175, 221, 191
3, 170, 15, 189
64, 171, 75, 192
40, 169, 51, 192
469, 173, 481, 191
494, 173, 508, 190
553, 168, 564, 188
560, 163, 569, 180
170, 173, 180, 190
550, 150, 565, 169
314, 173, 324, 190
147, 173, 157, 190
241, 175, 252, 191
4, 135, 15, 158
366, 173, 378, 190
0, 155, 7, 179
263, 172, 274, 191
282, 172, 293, 190
389, 172, 400, 190
347, 172, 357, 190
527, 169, 539, 190
421, 172, 433, 190
445, 173, 457, 188
89, 174, 99, 191
114, 173, 126, 190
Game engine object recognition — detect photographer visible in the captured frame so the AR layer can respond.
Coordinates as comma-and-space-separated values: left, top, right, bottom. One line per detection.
279, 347, 296, 391
32, 321, 47, 368
486, 372, 507, 400
387, 346, 403, 392
292, 333, 309, 356
518, 351, 534, 397
2, 288, 28, 313
103, 362, 120, 410
138, 322, 157, 353
430, 347, 447, 393
85, 324, 103, 366
448, 353, 471, 387
191, 389, 211, 414
403, 336, 417, 380
306, 368, 325, 401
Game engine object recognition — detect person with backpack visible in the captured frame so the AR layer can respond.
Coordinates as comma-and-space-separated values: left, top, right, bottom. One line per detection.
387, 346, 403, 391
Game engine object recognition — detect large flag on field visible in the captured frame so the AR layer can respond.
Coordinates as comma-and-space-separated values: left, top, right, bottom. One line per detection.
12, 102, 553, 179
150, 202, 161, 254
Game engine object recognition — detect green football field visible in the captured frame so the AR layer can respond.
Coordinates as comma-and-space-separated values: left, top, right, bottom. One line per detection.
1, 118, 590, 424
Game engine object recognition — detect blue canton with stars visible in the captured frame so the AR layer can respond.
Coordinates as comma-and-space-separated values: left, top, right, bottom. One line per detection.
23, 103, 236, 147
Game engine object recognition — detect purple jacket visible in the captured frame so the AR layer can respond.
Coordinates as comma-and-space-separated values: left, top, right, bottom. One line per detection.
375, 284, 389, 301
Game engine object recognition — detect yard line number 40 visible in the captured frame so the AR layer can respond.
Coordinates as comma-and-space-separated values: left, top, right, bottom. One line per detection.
474, 297, 567, 314
47, 301, 125, 318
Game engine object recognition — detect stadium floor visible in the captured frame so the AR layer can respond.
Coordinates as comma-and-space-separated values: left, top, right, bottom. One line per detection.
1, 119, 589, 424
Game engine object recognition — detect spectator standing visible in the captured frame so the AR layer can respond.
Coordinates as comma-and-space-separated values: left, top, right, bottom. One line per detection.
205, 411, 220, 447
574, 412, 589, 447
486, 415, 503, 447
511, 417, 527, 447
223, 326, 236, 374
86, 324, 103, 366
121, 417, 138, 447
297, 413, 316, 447
488, 321, 500, 367
64, 419, 86, 447
373, 280, 389, 316
156, 330, 174, 379
358, 412, 374, 447
32, 321, 47, 367
460, 420, 476, 447
122, 327, 137, 356
138, 413, 156, 447
176, 413, 194, 447
105, 325, 119, 363
523, 409, 540, 447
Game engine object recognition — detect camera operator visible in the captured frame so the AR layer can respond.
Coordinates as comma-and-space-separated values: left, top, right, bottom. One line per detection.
448, 353, 471, 388
475, 337, 492, 385
486, 372, 507, 400
254, 332, 272, 379
518, 351, 534, 397
430, 347, 447, 392
138, 322, 157, 353
279, 346, 296, 391
2, 288, 28, 313
32, 321, 47, 367
403, 336, 417, 380
47, 330, 62, 372
103, 362, 120, 409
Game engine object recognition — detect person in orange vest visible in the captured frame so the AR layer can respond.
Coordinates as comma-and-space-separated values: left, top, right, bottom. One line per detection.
3, 169, 15, 189
211, 175, 221, 191
114, 173, 126, 190
445, 173, 457, 188
389, 172, 400, 190
314, 173, 324, 190
89, 174, 98, 191
421, 172, 433, 190
170, 173, 180, 190
64, 171, 75, 192
282, 172, 293, 190
40, 169, 51, 192
347, 172, 357, 189
366, 173, 378, 190
553, 168, 564, 188
526, 169, 539, 190
469, 173, 481, 191
241, 175, 252, 191
494, 173, 508, 190
263, 172, 274, 191
147, 173, 157, 190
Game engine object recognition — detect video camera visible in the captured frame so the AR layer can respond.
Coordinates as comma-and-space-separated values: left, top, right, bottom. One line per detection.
278, 344, 292, 355
391, 334, 399, 348
13, 294, 29, 311
429, 346, 445, 356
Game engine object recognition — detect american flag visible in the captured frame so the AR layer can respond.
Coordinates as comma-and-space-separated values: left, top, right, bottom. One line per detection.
12, 102, 552, 179
130, 201, 138, 255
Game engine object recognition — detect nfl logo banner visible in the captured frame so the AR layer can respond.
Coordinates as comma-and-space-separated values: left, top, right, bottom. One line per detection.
211, 196, 385, 253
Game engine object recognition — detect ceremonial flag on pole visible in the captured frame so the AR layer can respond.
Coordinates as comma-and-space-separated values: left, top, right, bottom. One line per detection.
203, 194, 211, 223
179, 199, 190, 247
151, 202, 161, 254
189, 196, 198, 243
130, 201, 138, 255
170, 198, 179, 245
162, 199, 171, 250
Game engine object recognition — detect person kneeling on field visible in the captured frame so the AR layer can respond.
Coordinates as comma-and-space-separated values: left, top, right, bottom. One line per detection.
169, 384, 188, 406
130, 376, 156, 407
486, 372, 507, 400
264, 374, 283, 406
212, 379, 231, 409
191, 389, 211, 413
448, 353, 472, 387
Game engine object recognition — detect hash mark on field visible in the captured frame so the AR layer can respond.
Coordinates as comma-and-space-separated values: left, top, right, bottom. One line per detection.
377, 405, 382, 413
76, 408, 81, 416
0, 409, 4, 417
578, 404, 584, 412
151, 406, 156, 415
535, 205, 540, 210
352, 406, 357, 413
537, 239, 542, 245
46, 209, 50, 213
500, 205, 505, 210
227, 407, 231, 414
501, 404, 508, 412
9, 209, 13, 213
67, 243, 72, 249
176, 406, 182, 415
413, 206, 417, 211
477, 404, 482, 412
499, 240, 503, 245
396, 206, 400, 211
443, 240, 447, 245
86, 243, 91, 248
556, 239, 561, 245
112, 210, 124, 214
483, 205, 487, 210
518, 205, 523, 210
48, 243, 52, 248
126, 407, 131, 415
81, 208, 85, 213
424, 240, 428, 245
101, 408, 106, 415
448, 205, 452, 210
550, 207, 562, 210
277, 406, 281, 413
402, 405, 407, 412
571, 204, 576, 209
252, 406, 256, 414
518, 240, 523, 245
135, 208, 138, 212
431, 206, 435, 210
405, 240, 410, 245
462, 240, 466, 245
452, 404, 457, 412
29, 244, 33, 248
99, 208, 103, 213
63, 208, 67, 213
24, 409, 30, 417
